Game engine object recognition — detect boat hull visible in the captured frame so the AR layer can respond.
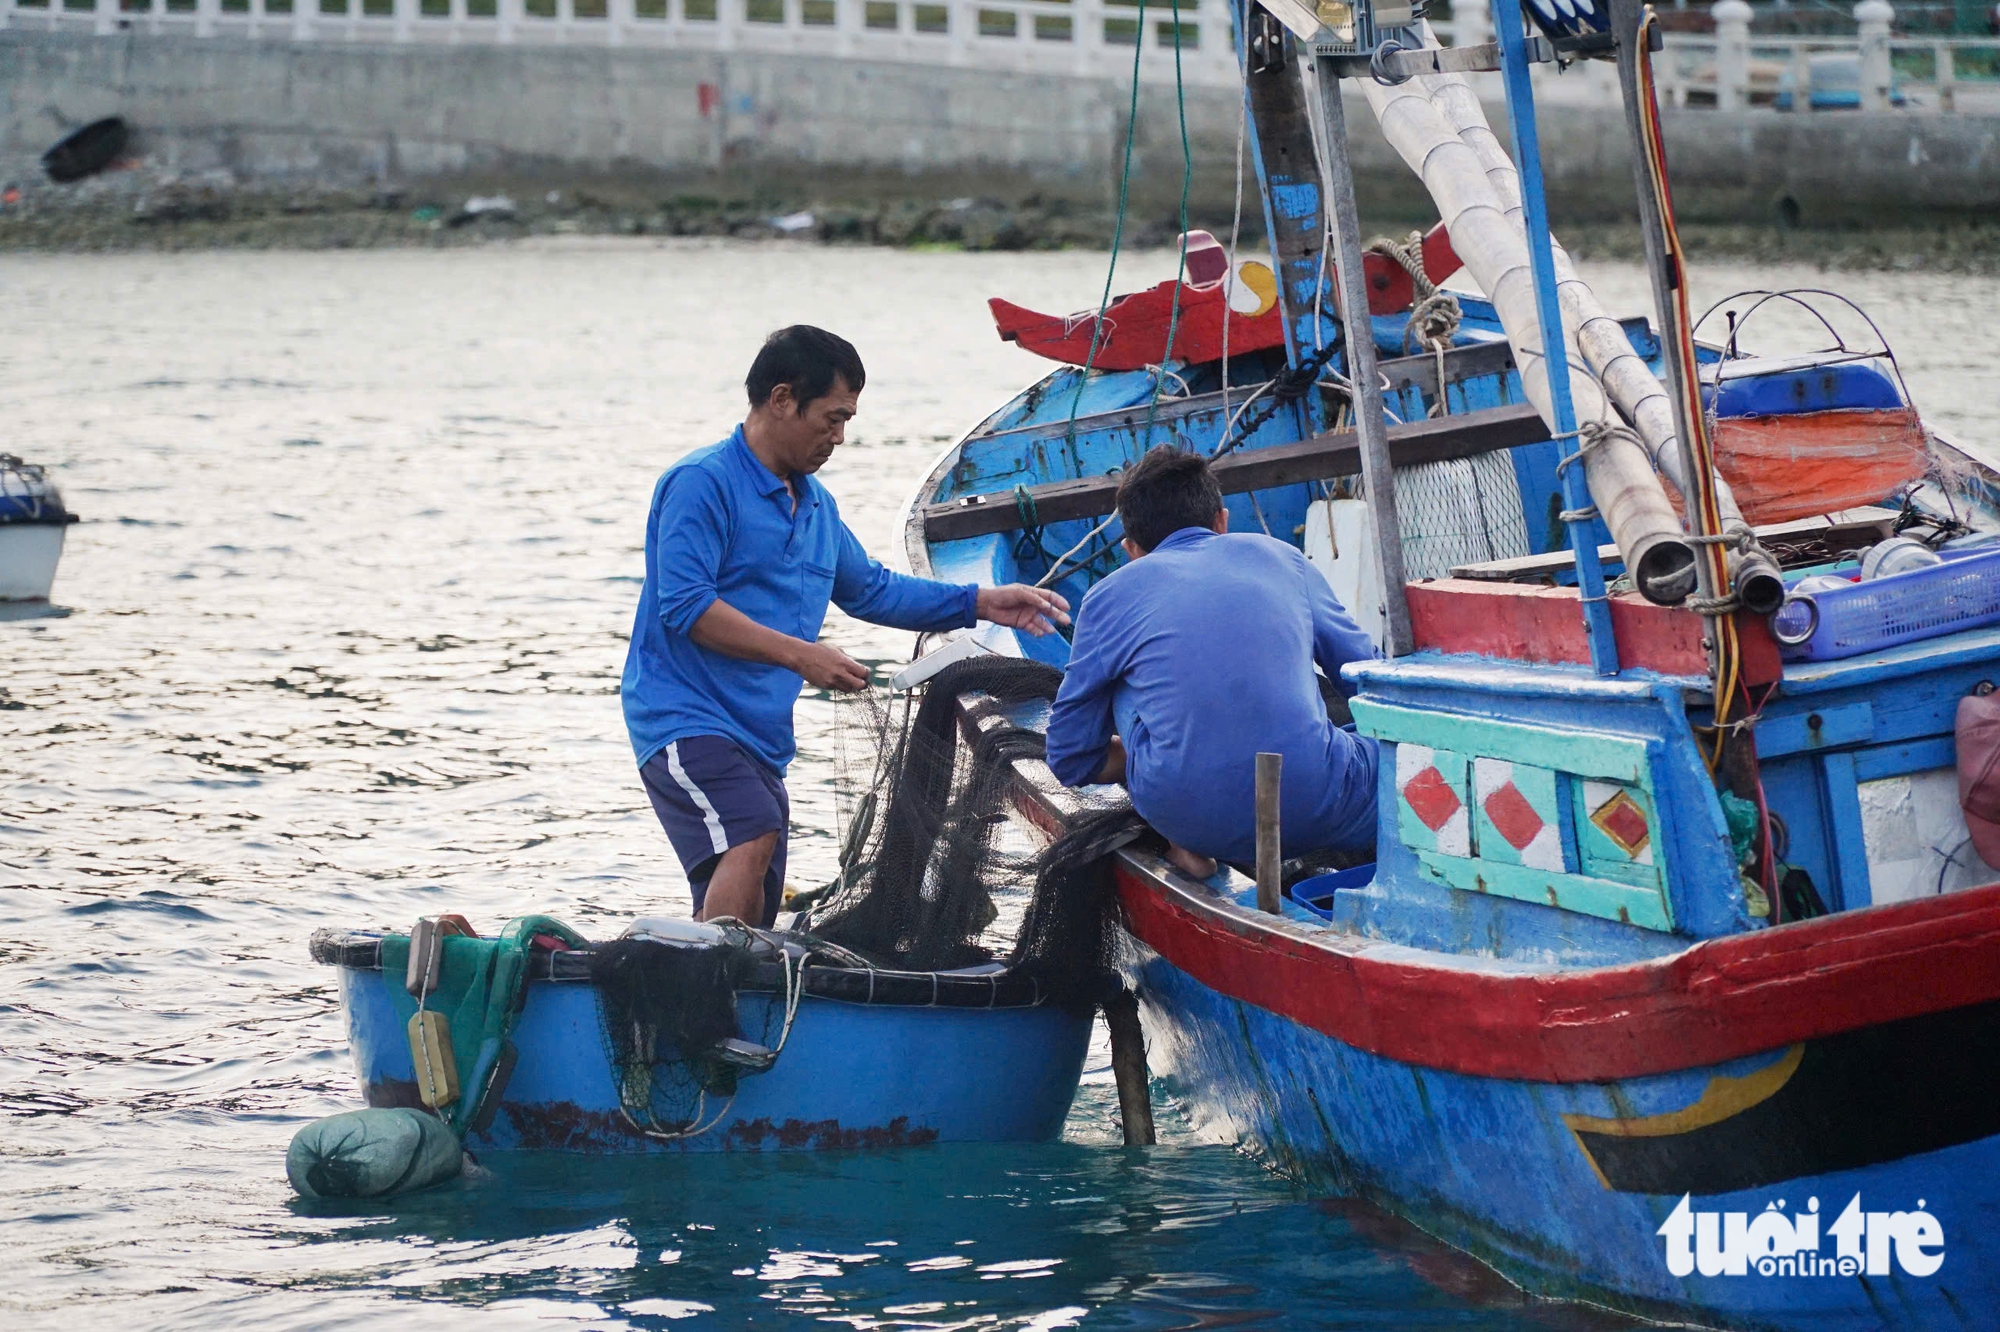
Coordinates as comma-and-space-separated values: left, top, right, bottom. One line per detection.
337, 965, 1092, 1153
1116, 865, 2000, 1330
0, 523, 66, 601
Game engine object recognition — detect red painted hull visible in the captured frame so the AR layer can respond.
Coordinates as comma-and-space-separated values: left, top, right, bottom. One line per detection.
1113, 855, 2000, 1084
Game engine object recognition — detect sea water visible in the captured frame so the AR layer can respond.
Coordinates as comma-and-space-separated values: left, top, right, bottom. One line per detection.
4, 242, 1996, 1330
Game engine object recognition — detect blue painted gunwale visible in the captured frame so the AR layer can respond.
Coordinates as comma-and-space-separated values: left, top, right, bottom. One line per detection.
336, 965, 1092, 1153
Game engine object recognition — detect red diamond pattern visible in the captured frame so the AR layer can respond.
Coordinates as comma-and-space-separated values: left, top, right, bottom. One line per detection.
1591, 790, 1652, 857
1403, 765, 1462, 832
1483, 781, 1545, 851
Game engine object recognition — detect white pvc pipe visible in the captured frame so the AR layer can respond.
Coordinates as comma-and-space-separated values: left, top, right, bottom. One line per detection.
1355, 72, 1693, 600
1413, 50, 1751, 539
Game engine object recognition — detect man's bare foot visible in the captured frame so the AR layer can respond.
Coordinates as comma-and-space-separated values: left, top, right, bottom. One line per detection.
1165, 842, 1218, 880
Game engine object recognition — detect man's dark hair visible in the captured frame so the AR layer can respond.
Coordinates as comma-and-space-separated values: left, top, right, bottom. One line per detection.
746, 326, 866, 413
1115, 445, 1224, 553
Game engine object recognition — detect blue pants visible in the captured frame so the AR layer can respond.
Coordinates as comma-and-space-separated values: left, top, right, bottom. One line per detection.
639, 735, 789, 927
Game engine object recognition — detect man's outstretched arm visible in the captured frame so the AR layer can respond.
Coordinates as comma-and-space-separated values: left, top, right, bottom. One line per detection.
832, 519, 1069, 635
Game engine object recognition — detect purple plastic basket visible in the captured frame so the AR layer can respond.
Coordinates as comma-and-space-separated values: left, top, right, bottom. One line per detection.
1776, 546, 2000, 662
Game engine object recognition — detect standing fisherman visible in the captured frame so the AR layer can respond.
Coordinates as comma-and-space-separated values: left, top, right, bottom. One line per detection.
624, 326, 1069, 928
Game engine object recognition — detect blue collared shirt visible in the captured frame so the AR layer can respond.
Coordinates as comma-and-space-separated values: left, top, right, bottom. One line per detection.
622, 427, 978, 775
1045, 527, 1381, 864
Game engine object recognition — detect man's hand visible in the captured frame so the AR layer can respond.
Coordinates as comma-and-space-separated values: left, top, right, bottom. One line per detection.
975, 584, 1072, 637
788, 641, 872, 692
691, 600, 871, 691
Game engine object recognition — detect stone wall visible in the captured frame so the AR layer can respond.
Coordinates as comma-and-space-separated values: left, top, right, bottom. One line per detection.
4, 30, 1997, 228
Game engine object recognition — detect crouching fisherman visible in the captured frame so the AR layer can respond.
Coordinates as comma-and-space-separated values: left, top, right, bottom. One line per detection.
623, 325, 1069, 927
1044, 445, 1379, 878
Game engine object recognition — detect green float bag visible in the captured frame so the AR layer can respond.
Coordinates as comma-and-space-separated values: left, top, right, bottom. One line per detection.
288, 914, 589, 1200
286, 1107, 464, 1199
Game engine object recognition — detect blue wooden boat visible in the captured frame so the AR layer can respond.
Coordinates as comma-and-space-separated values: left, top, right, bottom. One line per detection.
897, 1, 2000, 1324
310, 929, 1091, 1153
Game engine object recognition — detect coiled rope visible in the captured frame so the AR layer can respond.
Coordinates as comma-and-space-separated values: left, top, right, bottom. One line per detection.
1366, 230, 1461, 416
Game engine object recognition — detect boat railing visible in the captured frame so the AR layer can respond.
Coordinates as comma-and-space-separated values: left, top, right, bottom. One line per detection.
0, 0, 1243, 87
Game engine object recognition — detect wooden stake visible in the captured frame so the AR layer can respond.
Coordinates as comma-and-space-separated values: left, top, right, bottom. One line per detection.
1101, 987, 1156, 1146
1256, 751, 1283, 915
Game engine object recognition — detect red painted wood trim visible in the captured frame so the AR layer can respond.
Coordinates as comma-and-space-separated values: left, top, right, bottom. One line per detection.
1405, 579, 1781, 686
1115, 858, 2000, 1083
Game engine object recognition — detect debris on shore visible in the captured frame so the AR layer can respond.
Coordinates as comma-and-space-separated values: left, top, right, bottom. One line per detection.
2, 163, 1997, 274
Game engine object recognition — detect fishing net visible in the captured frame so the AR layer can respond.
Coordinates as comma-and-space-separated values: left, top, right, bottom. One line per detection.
589, 929, 794, 1137
1394, 452, 1533, 577
587, 655, 1142, 1134
800, 654, 1145, 1010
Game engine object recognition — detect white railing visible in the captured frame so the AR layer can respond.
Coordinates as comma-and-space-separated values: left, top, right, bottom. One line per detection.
1658, 0, 2000, 113
0, 0, 1242, 85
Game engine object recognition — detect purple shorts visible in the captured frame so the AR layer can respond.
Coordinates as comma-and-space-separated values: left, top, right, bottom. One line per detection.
639, 735, 789, 927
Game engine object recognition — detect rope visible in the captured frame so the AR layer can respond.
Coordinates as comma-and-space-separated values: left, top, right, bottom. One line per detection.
1366, 230, 1461, 417
1036, 512, 1123, 589
1216, 341, 1342, 458
1059, 0, 1148, 456
1554, 417, 1633, 479
1220, 24, 1248, 427
1637, 9, 1743, 774
1139, 0, 1195, 448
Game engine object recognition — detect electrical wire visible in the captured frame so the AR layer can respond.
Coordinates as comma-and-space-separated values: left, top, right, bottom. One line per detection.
1637, 12, 1741, 773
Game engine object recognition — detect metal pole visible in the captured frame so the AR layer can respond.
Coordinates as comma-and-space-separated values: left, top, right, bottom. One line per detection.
1491, 0, 1620, 676
1309, 55, 1414, 657
1255, 751, 1283, 914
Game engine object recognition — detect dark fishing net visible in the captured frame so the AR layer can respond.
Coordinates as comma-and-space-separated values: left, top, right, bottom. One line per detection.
799, 655, 1146, 1010
590, 936, 766, 1136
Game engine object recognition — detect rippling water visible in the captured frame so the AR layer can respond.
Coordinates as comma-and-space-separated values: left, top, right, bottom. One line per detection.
4, 241, 1996, 1330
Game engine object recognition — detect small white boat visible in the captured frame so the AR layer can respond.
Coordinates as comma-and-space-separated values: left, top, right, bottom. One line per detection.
0, 455, 79, 602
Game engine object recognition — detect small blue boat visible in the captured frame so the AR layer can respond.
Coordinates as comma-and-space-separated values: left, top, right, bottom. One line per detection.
896, 1, 2000, 1324
311, 928, 1091, 1154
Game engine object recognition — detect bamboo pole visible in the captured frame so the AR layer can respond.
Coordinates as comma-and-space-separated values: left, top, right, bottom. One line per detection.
1354, 66, 1696, 604
1255, 751, 1282, 914
1410, 43, 1781, 614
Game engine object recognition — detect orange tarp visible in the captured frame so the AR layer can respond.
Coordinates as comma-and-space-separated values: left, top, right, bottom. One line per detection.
1712, 407, 1929, 526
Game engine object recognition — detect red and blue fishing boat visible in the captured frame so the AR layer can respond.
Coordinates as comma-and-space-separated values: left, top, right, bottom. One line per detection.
902, 0, 2000, 1324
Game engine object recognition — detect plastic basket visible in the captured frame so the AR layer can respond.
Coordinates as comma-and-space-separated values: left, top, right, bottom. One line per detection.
1286, 863, 1377, 920
1777, 546, 2000, 662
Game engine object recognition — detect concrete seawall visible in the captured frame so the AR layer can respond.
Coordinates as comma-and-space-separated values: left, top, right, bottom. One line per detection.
4, 30, 1998, 229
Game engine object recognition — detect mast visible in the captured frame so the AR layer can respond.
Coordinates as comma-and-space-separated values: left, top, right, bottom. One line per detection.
1305, 55, 1415, 657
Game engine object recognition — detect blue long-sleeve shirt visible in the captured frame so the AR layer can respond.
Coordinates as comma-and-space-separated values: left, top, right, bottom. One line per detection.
1045, 526, 1381, 864
622, 427, 977, 776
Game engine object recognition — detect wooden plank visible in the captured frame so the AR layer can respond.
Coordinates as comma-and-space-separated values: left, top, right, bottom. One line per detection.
965, 339, 1518, 454
1403, 580, 1788, 688
923, 401, 1548, 542
1448, 507, 1901, 582
1313, 50, 1412, 656
1415, 851, 1677, 932
1349, 698, 1655, 786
